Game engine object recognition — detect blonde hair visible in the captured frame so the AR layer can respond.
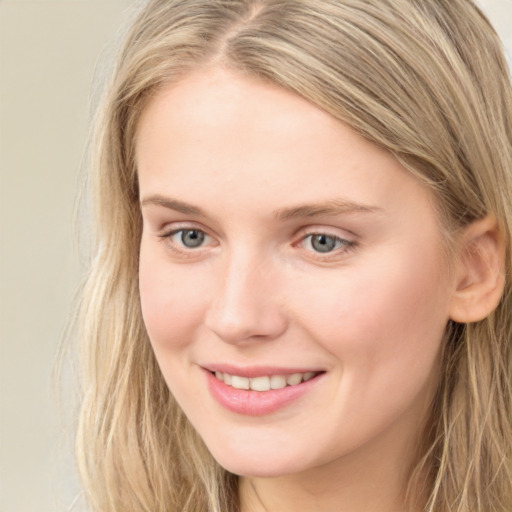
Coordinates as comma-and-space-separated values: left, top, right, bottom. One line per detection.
75, 0, 512, 510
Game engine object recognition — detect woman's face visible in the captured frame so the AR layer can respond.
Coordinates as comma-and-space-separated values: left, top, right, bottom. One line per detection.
137, 67, 456, 479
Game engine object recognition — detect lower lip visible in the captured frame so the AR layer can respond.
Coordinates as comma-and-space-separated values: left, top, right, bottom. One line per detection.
205, 370, 323, 416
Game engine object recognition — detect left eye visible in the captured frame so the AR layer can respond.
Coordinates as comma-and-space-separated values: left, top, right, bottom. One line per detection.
171, 229, 207, 248
302, 233, 350, 253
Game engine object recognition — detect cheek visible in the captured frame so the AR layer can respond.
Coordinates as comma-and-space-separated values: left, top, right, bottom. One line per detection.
139, 244, 206, 352
281, 246, 451, 450
293, 242, 451, 382
138, 245, 215, 421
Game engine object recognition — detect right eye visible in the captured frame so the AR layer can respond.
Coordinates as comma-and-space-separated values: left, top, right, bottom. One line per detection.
155, 225, 218, 259
161, 228, 215, 251
169, 229, 207, 248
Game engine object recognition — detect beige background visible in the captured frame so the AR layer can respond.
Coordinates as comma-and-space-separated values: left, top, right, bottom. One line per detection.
0, 1, 510, 511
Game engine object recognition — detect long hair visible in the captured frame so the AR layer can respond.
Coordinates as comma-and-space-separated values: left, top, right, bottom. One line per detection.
75, 1, 512, 510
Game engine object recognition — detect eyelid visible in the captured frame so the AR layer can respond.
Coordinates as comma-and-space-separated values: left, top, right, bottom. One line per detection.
156, 220, 212, 238
294, 225, 357, 242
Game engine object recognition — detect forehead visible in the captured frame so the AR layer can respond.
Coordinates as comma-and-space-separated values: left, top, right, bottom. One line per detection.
136, 67, 356, 174
135, 67, 433, 223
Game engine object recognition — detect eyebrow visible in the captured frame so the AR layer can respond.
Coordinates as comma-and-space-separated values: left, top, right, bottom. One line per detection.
140, 194, 381, 219
274, 199, 381, 220
141, 195, 205, 215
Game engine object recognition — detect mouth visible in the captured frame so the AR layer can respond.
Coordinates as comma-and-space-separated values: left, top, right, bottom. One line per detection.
212, 370, 320, 391
204, 367, 325, 416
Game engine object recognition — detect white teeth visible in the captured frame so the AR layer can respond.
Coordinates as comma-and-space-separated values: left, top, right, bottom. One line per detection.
270, 375, 287, 389
214, 370, 318, 391
231, 375, 250, 390
286, 373, 303, 386
250, 376, 271, 391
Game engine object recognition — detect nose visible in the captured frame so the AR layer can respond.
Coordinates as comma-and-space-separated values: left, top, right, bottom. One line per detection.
204, 252, 288, 345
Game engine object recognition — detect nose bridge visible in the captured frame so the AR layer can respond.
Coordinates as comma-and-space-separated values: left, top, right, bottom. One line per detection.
205, 245, 287, 343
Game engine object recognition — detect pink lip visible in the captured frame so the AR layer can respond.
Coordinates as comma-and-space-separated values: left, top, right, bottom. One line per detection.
203, 368, 324, 416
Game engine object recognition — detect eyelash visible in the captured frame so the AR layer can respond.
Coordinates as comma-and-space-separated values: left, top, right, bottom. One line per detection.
160, 228, 214, 249
157, 227, 357, 259
298, 233, 357, 257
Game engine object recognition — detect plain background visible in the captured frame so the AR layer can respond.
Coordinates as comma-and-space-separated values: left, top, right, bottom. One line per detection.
0, 1, 510, 511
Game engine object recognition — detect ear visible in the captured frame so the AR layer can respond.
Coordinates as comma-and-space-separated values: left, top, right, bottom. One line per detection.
449, 216, 506, 323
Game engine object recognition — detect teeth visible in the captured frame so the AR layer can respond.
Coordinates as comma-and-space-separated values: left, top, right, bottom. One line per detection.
213, 371, 318, 392
250, 376, 270, 391
270, 375, 287, 389
286, 373, 302, 386
231, 375, 250, 390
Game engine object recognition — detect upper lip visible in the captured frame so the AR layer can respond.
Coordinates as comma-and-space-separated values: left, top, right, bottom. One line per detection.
202, 363, 324, 378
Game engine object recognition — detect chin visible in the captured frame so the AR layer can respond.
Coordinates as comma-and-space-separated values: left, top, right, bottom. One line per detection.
207, 443, 310, 478
219, 460, 301, 479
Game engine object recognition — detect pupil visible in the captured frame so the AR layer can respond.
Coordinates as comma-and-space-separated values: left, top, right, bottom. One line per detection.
181, 230, 205, 248
311, 234, 336, 253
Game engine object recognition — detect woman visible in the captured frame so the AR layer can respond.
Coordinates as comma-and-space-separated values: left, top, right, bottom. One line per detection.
75, 0, 512, 510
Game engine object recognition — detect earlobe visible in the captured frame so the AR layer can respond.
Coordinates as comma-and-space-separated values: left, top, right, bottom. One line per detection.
449, 216, 506, 323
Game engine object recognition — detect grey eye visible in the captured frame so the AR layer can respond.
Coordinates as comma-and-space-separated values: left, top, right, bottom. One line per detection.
309, 234, 340, 253
180, 229, 205, 248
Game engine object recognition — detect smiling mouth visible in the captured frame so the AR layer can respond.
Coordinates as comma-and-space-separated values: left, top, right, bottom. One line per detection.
212, 371, 322, 392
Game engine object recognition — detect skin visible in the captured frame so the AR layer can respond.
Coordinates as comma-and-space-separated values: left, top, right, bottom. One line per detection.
136, 67, 460, 512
